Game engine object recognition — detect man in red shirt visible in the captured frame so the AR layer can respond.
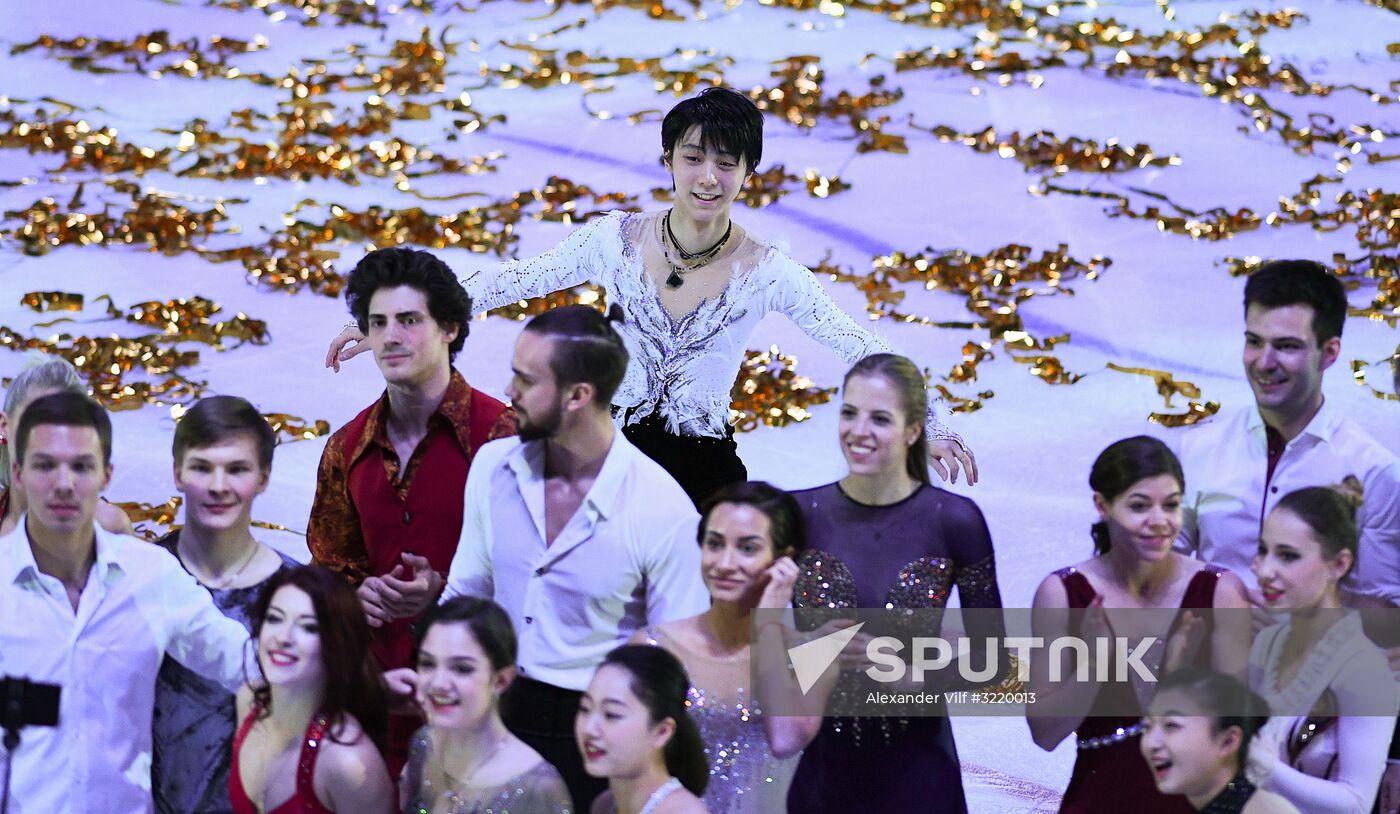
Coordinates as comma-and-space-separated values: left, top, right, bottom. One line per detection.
308, 247, 515, 770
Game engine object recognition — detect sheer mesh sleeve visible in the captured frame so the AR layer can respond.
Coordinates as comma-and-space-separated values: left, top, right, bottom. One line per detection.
764, 253, 962, 447
457, 211, 625, 315
940, 495, 1001, 609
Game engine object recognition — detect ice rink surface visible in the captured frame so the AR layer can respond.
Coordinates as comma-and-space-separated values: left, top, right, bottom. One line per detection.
2, 0, 1396, 807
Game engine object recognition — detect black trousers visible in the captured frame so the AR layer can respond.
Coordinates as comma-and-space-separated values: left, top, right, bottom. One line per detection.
622, 412, 748, 508
500, 675, 607, 812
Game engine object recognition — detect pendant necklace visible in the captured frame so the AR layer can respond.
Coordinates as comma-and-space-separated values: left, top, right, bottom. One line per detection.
660, 210, 731, 289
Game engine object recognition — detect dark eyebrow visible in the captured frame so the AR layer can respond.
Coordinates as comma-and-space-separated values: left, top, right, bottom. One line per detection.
1126, 491, 1182, 500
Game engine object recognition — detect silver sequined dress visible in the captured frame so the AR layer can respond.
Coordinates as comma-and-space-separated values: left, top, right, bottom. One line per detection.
403, 727, 573, 814
457, 210, 960, 444
640, 625, 797, 814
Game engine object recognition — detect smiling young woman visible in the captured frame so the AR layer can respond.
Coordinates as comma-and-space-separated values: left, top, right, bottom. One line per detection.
232, 566, 394, 814
1140, 669, 1298, 813
632, 481, 819, 814
402, 596, 571, 814
1246, 484, 1396, 814
325, 87, 975, 506
1028, 435, 1251, 814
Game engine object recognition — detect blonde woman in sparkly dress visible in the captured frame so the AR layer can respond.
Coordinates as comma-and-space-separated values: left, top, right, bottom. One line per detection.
632, 481, 820, 814
326, 87, 975, 506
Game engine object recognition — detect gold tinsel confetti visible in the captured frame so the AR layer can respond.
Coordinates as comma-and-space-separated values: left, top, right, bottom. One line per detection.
11, 31, 268, 79
261, 412, 335, 441
911, 122, 1180, 175
199, 179, 635, 296
110, 496, 183, 540
5, 293, 269, 410
1106, 362, 1221, 426
3, 185, 236, 256
1351, 358, 1400, 401
20, 291, 85, 312
729, 345, 837, 432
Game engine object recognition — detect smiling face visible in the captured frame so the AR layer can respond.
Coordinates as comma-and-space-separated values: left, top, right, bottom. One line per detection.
1141, 688, 1240, 802
1094, 474, 1182, 563
665, 125, 747, 228
367, 285, 457, 389
415, 621, 509, 731
701, 502, 778, 607
1252, 506, 1350, 610
14, 423, 111, 537
575, 664, 673, 780
839, 373, 920, 482
174, 434, 268, 535
257, 585, 324, 691
1243, 303, 1337, 428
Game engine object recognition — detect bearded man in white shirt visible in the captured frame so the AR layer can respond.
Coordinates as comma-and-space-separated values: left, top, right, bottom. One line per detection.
1176, 260, 1400, 607
0, 392, 254, 814
444, 305, 709, 810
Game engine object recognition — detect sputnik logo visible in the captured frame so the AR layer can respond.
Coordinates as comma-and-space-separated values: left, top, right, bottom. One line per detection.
787, 622, 864, 694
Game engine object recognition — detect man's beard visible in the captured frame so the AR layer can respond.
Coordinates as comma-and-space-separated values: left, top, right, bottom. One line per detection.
515, 403, 563, 442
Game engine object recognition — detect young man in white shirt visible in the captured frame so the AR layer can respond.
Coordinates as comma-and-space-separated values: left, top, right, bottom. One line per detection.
1176, 260, 1400, 606
0, 392, 253, 814
444, 305, 709, 809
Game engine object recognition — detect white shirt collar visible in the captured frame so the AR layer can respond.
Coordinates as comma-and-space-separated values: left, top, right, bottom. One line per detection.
0, 515, 122, 586
503, 430, 637, 521
1247, 397, 1342, 445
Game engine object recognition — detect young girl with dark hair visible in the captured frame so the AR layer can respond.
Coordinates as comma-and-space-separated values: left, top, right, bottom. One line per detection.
1141, 669, 1298, 813
402, 596, 571, 814
326, 87, 975, 506
576, 645, 709, 814
1142, 666, 1293, 812
232, 566, 395, 814
633, 480, 817, 813
1247, 483, 1396, 813
1029, 436, 1252, 814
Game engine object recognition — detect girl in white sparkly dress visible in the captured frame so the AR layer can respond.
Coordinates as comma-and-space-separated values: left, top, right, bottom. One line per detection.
633, 481, 819, 814
1247, 484, 1397, 814
327, 87, 974, 505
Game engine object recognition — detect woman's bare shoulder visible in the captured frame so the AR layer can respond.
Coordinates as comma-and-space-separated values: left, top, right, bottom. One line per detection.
657, 788, 709, 814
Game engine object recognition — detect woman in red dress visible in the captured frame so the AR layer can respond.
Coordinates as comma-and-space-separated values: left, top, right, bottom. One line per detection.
231, 566, 395, 814
1028, 436, 1252, 813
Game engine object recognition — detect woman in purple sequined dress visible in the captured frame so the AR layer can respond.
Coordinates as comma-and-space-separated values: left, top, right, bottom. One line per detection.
1028, 436, 1251, 813
786, 354, 1003, 813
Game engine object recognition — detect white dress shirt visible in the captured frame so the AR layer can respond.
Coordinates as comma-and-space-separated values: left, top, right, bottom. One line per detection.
0, 520, 255, 814
444, 431, 709, 691
1176, 402, 1400, 603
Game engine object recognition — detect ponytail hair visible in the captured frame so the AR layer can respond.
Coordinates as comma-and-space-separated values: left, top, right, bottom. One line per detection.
599, 644, 709, 796
844, 353, 930, 486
